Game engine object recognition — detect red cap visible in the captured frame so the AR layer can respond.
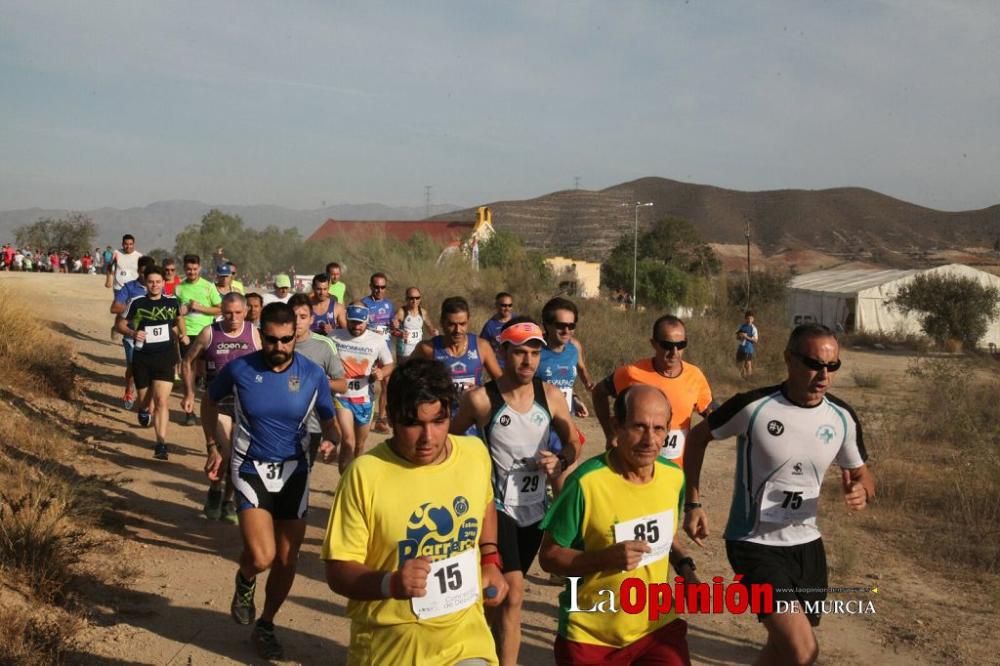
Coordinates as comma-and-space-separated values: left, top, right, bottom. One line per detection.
498, 322, 547, 347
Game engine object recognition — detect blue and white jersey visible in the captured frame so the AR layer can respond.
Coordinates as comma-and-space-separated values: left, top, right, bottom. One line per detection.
432, 333, 484, 403
209, 351, 336, 472
707, 384, 866, 546
537, 342, 579, 411
738, 323, 758, 354
361, 296, 395, 340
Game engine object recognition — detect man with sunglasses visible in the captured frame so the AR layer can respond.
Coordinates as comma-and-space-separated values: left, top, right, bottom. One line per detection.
391, 287, 436, 361
480, 292, 516, 366
537, 297, 596, 417
203, 302, 338, 660
161, 258, 182, 296
682, 323, 875, 666
362, 272, 396, 433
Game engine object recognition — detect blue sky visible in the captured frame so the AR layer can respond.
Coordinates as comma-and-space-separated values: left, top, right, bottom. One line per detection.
1, 1, 997, 211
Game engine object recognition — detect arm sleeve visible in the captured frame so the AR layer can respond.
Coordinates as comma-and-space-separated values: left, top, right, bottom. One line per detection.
207, 362, 236, 402
209, 284, 222, 306
694, 370, 713, 413
539, 473, 585, 548
831, 397, 868, 467
320, 462, 371, 562
377, 340, 394, 365
706, 393, 753, 440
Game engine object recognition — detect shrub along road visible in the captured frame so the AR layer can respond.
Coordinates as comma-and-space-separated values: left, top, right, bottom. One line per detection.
3, 272, 924, 665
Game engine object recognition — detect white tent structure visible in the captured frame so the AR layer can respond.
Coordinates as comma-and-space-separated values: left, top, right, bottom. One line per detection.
787, 263, 1000, 347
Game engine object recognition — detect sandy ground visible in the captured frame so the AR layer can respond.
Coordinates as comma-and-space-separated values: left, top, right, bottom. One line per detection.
3, 272, 934, 665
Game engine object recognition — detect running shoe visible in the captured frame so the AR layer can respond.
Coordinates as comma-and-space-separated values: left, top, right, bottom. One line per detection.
137, 409, 152, 428
251, 621, 283, 660
203, 488, 223, 520
123, 390, 135, 410
220, 501, 239, 524
231, 571, 257, 625
372, 418, 391, 435
153, 442, 169, 460
184, 411, 198, 427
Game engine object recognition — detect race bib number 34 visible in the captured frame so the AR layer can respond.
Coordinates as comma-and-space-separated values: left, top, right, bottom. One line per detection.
410, 548, 479, 620
658, 429, 686, 460
613, 510, 673, 568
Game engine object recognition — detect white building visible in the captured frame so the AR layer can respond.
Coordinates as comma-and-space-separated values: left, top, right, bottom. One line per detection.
787, 263, 1000, 347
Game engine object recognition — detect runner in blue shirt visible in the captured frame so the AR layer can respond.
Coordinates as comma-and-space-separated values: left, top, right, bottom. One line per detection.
736, 310, 759, 379
361, 272, 396, 433
480, 292, 516, 368
202, 302, 338, 661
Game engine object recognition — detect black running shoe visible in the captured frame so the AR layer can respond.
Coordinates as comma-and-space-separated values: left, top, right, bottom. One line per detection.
251, 621, 283, 660
184, 411, 198, 427
231, 572, 256, 625
203, 488, 223, 520
153, 443, 169, 460
138, 409, 152, 428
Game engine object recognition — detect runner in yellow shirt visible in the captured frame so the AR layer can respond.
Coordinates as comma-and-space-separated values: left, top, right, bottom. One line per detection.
323, 357, 508, 665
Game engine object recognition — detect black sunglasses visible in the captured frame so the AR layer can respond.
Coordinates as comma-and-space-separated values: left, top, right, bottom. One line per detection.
552, 322, 576, 331
263, 334, 295, 344
498, 302, 513, 308
656, 339, 688, 351
792, 352, 842, 372
371, 284, 387, 290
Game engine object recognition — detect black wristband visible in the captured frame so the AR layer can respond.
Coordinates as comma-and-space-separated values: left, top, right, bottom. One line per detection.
674, 556, 696, 572
683, 502, 702, 511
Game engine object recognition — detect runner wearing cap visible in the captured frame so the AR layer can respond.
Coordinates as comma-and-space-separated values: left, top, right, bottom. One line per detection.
215, 264, 242, 295
391, 287, 436, 361
262, 274, 293, 306
227, 261, 245, 295
322, 357, 508, 665
329, 302, 395, 459
412, 296, 502, 416
308, 273, 346, 334
452, 317, 577, 666
361, 272, 396, 434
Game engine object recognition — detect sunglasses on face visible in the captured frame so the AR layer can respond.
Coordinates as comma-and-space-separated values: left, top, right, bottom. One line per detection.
552, 322, 576, 331
371, 284, 387, 291
407, 295, 421, 300
656, 339, 688, 351
263, 334, 295, 344
792, 352, 842, 372
498, 303, 513, 308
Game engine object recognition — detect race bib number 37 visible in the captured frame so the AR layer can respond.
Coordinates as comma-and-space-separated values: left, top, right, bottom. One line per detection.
410, 548, 479, 620
613, 510, 673, 569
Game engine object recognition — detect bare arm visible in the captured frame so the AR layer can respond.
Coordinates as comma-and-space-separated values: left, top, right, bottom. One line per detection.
682, 420, 715, 547
182, 328, 211, 402
479, 338, 503, 381
335, 304, 347, 330
538, 532, 649, 576
571, 339, 595, 391
411, 341, 433, 360
450, 387, 486, 436
544, 383, 578, 464
591, 378, 615, 445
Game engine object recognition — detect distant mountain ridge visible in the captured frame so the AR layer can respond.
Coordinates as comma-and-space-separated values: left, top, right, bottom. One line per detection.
0, 201, 461, 250
435, 177, 1000, 262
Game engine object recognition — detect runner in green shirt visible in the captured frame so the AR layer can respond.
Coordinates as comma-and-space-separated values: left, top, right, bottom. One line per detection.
175, 253, 222, 425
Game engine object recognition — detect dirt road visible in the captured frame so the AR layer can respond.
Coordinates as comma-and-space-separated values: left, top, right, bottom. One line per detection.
5, 272, 922, 665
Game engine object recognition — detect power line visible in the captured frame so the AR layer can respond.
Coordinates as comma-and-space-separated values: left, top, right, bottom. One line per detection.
424, 185, 432, 218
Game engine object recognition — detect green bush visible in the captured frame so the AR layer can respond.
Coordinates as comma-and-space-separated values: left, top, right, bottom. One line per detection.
891, 273, 1000, 349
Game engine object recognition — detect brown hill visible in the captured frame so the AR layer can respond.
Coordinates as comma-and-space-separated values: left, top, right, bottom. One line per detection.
434, 177, 1000, 263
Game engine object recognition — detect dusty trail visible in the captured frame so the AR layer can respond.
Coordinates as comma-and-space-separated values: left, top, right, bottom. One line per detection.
5, 272, 921, 665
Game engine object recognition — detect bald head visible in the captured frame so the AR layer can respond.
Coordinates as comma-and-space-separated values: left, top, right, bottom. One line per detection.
614, 385, 672, 428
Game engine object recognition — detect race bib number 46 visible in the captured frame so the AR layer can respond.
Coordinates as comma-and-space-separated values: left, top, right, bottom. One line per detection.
613, 510, 673, 569
410, 548, 479, 620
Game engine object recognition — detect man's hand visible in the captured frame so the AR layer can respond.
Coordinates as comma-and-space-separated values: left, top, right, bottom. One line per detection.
134, 330, 146, 343
320, 322, 333, 335
604, 540, 651, 571
683, 507, 709, 547
181, 392, 195, 414
188, 301, 200, 314
537, 451, 562, 480
394, 557, 432, 599
318, 439, 337, 463
481, 562, 508, 608
205, 446, 223, 481
842, 469, 868, 511
180, 334, 190, 346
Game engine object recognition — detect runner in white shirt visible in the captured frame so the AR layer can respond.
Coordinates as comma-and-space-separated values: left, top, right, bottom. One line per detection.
391, 286, 436, 360
329, 303, 395, 459
105, 234, 143, 292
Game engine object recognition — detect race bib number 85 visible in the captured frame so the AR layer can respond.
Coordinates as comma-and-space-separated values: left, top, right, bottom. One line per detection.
613, 509, 673, 568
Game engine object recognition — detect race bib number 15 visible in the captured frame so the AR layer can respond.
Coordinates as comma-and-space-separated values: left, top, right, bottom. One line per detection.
410, 548, 479, 620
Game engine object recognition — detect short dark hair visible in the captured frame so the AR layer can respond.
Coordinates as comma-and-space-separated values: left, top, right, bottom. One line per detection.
260, 302, 295, 328
183, 254, 201, 266
138, 255, 156, 272
245, 292, 263, 305
144, 265, 164, 280
386, 358, 456, 425
162, 257, 176, 267
122, 234, 135, 243
221, 292, 246, 307
326, 261, 342, 272
312, 273, 330, 288
786, 323, 836, 353
440, 296, 470, 318
495, 292, 513, 302
287, 293, 312, 310
542, 297, 578, 324
652, 314, 685, 339
745, 310, 755, 318
370, 272, 387, 284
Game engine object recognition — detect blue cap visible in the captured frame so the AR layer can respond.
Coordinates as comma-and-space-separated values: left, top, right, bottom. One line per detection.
215, 264, 231, 276
346, 305, 369, 322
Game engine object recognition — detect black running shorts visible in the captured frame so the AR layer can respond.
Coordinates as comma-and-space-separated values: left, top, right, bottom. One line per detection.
234, 464, 309, 520
496, 511, 544, 575
726, 537, 828, 626
131, 349, 179, 389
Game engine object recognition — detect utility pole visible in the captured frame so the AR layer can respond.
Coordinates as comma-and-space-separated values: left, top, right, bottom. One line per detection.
745, 217, 752, 309
574, 176, 580, 190
620, 202, 654, 310
424, 185, 432, 218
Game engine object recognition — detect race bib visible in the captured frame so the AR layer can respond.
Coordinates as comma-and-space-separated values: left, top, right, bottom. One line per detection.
145, 323, 170, 344
252, 459, 299, 493
504, 468, 545, 507
344, 375, 371, 401
410, 548, 479, 620
560, 387, 573, 411
371, 324, 389, 336
613, 510, 673, 568
453, 376, 476, 395
659, 429, 687, 460
406, 328, 422, 343
759, 480, 820, 526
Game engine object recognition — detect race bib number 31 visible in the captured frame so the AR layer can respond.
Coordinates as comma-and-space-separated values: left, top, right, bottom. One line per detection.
613, 510, 673, 569
410, 548, 479, 620
252, 460, 299, 493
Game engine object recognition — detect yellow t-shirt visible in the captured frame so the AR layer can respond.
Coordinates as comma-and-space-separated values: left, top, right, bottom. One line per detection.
321, 435, 498, 665
540, 453, 685, 648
